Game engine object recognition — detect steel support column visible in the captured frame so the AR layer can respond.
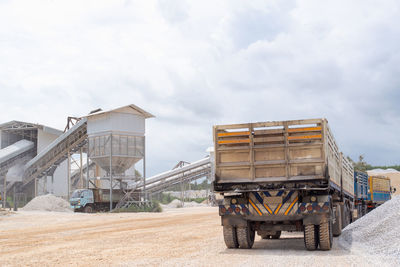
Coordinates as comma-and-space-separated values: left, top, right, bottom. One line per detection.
86, 148, 89, 189
109, 134, 113, 211
2, 175, 6, 208
143, 136, 146, 202
67, 152, 71, 200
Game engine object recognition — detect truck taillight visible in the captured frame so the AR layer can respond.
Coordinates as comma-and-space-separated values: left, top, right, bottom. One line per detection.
300, 206, 306, 212
228, 207, 233, 213
307, 205, 313, 211
323, 205, 329, 211
221, 207, 226, 213
235, 207, 240, 213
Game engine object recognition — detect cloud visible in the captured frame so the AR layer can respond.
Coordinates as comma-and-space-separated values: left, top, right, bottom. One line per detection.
0, 0, 400, 176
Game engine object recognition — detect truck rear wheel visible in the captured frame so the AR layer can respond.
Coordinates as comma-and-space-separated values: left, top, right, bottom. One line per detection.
271, 231, 281, 239
333, 204, 342, 237
319, 221, 333, 250
84, 205, 94, 213
304, 224, 318, 251
341, 203, 350, 228
223, 225, 239, 248
237, 223, 255, 249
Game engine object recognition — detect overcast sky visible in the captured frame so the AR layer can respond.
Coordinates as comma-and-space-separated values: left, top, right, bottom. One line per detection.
1, 0, 399, 176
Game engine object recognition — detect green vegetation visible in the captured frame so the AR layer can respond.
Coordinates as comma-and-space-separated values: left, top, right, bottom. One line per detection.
368, 165, 400, 171
190, 197, 207, 204
166, 179, 210, 192
156, 193, 207, 204
347, 155, 372, 172
348, 155, 400, 172
112, 201, 162, 213
159, 193, 179, 204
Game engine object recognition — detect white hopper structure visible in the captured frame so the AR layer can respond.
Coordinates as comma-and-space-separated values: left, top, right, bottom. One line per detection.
84, 104, 154, 210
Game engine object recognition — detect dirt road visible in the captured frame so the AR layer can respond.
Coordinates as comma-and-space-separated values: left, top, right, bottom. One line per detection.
0, 207, 387, 266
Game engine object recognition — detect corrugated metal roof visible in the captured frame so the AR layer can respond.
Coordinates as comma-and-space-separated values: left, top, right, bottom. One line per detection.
0, 139, 34, 165
82, 104, 155, 119
0, 120, 63, 136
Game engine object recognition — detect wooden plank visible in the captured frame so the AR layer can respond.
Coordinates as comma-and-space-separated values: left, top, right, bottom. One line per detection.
254, 160, 286, 165
217, 131, 250, 137
254, 136, 285, 143
218, 139, 250, 144
253, 129, 284, 135
215, 118, 325, 130
288, 126, 321, 133
216, 146, 251, 151
218, 162, 251, 167
288, 134, 322, 140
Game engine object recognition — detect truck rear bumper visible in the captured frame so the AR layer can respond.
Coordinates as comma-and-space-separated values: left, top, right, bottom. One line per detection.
219, 191, 330, 216
219, 190, 331, 226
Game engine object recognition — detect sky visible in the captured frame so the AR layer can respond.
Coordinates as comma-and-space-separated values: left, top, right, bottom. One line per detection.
0, 0, 399, 176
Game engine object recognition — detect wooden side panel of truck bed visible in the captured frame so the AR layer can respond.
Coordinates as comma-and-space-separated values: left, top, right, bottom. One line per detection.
214, 118, 354, 197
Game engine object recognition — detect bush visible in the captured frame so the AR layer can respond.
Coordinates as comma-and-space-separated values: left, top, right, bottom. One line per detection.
190, 197, 207, 203
159, 193, 178, 204
113, 201, 162, 213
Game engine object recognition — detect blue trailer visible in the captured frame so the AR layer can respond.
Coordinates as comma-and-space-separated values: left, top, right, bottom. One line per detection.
354, 171, 368, 217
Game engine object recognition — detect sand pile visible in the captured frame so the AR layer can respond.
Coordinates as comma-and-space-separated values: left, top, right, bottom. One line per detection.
22, 194, 72, 212
339, 196, 400, 264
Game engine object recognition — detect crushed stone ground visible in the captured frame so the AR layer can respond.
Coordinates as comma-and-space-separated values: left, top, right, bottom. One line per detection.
339, 196, 400, 265
22, 194, 72, 212
0, 207, 395, 266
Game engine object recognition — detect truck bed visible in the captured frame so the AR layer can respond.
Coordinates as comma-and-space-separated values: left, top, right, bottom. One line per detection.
213, 118, 354, 198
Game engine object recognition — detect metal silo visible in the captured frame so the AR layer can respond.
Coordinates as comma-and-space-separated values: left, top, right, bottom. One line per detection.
85, 104, 154, 210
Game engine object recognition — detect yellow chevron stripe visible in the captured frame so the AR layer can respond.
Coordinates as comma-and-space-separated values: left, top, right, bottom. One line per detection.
263, 203, 273, 214
284, 196, 298, 215
274, 203, 282, 215
249, 198, 262, 216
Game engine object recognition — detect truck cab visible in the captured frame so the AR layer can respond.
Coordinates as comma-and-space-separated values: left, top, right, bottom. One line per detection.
70, 189, 95, 213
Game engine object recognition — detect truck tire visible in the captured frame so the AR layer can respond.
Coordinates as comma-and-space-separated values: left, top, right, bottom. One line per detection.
84, 205, 94, 213
304, 224, 318, 251
332, 204, 342, 237
271, 231, 281, 239
341, 203, 350, 228
319, 221, 333, 250
223, 225, 239, 248
237, 224, 255, 249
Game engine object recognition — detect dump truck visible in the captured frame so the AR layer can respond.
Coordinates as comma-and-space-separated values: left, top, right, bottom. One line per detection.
69, 188, 125, 212
367, 175, 393, 211
212, 118, 354, 251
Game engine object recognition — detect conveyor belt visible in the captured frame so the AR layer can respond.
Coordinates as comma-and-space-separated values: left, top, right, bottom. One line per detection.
22, 118, 88, 187
115, 157, 211, 209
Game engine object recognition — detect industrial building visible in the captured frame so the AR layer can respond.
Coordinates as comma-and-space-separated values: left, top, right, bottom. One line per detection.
0, 104, 212, 210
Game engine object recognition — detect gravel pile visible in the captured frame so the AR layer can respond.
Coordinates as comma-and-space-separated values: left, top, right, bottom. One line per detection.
339, 196, 400, 264
22, 194, 72, 212
162, 199, 207, 209
164, 190, 208, 199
